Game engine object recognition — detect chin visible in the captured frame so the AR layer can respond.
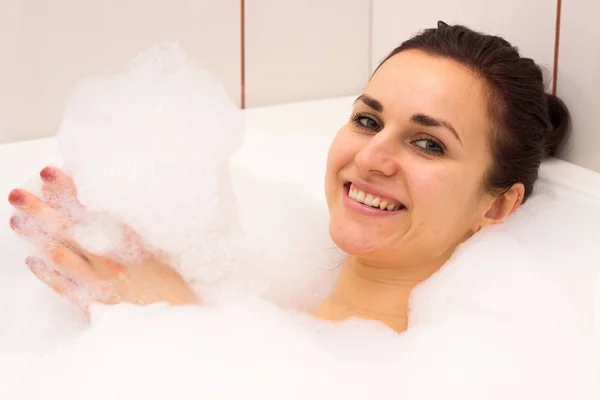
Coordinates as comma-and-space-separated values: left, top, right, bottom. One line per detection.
328, 217, 381, 256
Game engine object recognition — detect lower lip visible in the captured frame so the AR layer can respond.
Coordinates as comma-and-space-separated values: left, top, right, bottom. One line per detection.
342, 185, 406, 217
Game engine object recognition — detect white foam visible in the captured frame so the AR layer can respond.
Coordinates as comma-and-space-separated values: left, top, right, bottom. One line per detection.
0, 297, 595, 399
1, 43, 599, 398
47, 42, 269, 308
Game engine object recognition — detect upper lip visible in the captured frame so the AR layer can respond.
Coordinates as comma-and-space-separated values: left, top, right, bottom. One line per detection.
346, 179, 405, 206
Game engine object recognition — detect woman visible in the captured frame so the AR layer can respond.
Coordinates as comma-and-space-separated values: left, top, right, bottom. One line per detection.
7, 22, 568, 332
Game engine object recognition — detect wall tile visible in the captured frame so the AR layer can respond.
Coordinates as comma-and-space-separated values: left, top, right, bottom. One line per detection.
245, 0, 371, 107
0, 0, 240, 144
371, 0, 556, 83
556, 0, 600, 173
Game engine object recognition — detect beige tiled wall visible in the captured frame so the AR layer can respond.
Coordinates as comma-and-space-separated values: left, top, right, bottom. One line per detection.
243, 0, 371, 108
0, 0, 241, 144
1, 0, 372, 143
556, 0, 600, 173
3, 0, 600, 175
370, 0, 557, 83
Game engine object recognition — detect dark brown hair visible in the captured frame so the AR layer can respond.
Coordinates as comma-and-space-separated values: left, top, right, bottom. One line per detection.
375, 21, 570, 202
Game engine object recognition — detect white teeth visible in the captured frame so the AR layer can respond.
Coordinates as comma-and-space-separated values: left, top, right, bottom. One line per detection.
347, 183, 402, 211
356, 190, 366, 202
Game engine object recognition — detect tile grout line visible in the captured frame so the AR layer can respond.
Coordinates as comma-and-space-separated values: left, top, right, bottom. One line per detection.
368, 0, 374, 77
552, 0, 562, 96
240, 0, 246, 109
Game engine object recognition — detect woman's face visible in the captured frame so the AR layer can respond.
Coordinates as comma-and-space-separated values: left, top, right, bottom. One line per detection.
325, 50, 499, 269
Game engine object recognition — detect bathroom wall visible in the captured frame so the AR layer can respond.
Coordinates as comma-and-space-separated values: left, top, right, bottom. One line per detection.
0, 0, 371, 143
370, 0, 557, 81
2, 0, 599, 174
0, 0, 241, 144
243, 0, 371, 108
555, 0, 600, 173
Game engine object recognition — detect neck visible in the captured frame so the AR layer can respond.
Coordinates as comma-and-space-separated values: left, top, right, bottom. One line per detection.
312, 256, 440, 332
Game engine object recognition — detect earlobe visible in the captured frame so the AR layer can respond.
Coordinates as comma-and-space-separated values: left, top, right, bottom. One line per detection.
483, 183, 525, 224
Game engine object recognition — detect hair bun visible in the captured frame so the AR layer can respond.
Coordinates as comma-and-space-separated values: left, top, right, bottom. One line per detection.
544, 94, 570, 158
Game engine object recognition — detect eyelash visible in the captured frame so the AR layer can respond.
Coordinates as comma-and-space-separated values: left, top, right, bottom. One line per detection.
349, 112, 446, 156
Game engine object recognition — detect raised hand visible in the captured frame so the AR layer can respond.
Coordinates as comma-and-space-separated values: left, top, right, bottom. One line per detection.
8, 167, 199, 313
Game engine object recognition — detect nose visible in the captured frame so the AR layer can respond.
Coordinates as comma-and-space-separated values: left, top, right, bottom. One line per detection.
354, 132, 399, 177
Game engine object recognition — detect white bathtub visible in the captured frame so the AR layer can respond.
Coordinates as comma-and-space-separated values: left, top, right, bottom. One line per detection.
1, 96, 599, 399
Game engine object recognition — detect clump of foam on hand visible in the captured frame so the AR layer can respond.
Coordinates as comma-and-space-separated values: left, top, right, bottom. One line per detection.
56, 42, 245, 300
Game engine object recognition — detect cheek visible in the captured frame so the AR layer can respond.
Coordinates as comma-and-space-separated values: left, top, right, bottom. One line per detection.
408, 165, 453, 204
326, 130, 355, 170
406, 165, 479, 238
325, 130, 356, 196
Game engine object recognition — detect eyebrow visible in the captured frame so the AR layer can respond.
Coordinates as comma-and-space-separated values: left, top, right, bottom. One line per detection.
410, 114, 462, 145
355, 94, 463, 145
355, 94, 383, 112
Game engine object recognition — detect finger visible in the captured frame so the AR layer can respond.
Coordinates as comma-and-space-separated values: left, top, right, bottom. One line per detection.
12, 215, 98, 282
9, 214, 21, 231
41, 167, 79, 200
40, 166, 83, 213
9, 189, 72, 235
42, 184, 83, 217
10, 213, 48, 242
26, 257, 94, 313
12, 212, 121, 283
121, 224, 150, 259
47, 240, 96, 279
26, 257, 78, 296
94, 255, 125, 280
10, 188, 58, 215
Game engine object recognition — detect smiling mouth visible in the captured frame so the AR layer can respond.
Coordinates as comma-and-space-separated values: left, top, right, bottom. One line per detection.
344, 182, 406, 211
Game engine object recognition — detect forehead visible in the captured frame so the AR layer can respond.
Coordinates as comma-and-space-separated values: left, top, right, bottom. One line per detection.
367, 50, 491, 148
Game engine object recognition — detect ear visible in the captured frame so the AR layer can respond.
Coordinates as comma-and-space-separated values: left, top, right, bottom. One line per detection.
482, 183, 525, 225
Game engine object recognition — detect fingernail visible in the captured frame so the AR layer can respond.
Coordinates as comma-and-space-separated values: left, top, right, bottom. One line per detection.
9, 215, 19, 230
25, 257, 37, 269
8, 189, 24, 205
40, 167, 56, 182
